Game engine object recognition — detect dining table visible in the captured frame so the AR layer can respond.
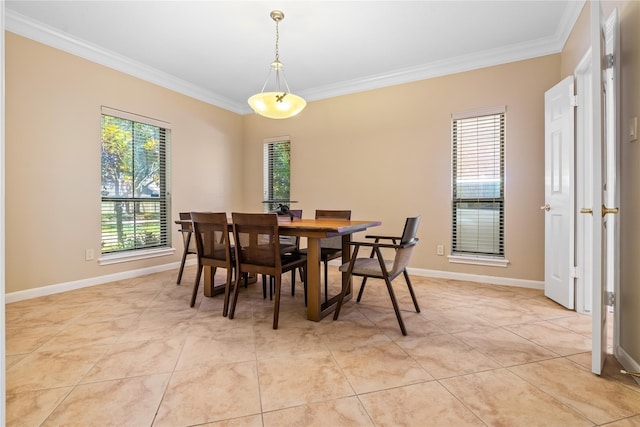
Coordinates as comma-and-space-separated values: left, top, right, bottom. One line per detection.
175, 215, 382, 321
277, 217, 382, 320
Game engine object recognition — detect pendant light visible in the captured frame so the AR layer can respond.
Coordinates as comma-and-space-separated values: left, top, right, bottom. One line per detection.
248, 10, 306, 119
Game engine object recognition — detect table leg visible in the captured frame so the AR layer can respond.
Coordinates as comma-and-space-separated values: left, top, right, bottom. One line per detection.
306, 237, 321, 321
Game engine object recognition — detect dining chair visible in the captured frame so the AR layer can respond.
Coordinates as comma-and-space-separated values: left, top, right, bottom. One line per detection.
228, 212, 307, 329
263, 209, 305, 301
333, 216, 421, 335
299, 209, 351, 303
190, 212, 235, 316
176, 212, 197, 285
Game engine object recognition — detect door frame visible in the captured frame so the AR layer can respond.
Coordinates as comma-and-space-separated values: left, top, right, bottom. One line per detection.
575, 50, 594, 315
603, 8, 621, 356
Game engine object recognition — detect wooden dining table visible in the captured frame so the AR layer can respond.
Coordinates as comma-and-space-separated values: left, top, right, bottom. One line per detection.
176, 216, 382, 321
278, 217, 382, 321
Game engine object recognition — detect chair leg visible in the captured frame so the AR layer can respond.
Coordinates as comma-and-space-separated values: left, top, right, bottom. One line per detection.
273, 275, 282, 329
403, 270, 420, 313
383, 275, 407, 336
303, 269, 308, 307
262, 275, 267, 299
356, 277, 368, 302
177, 235, 192, 284
229, 272, 245, 319
291, 269, 296, 296
291, 272, 296, 296
333, 246, 359, 321
222, 267, 233, 317
190, 263, 203, 307
269, 276, 274, 300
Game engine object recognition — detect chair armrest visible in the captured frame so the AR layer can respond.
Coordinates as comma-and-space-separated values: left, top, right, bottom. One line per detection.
347, 241, 400, 250
364, 234, 401, 241
348, 238, 419, 250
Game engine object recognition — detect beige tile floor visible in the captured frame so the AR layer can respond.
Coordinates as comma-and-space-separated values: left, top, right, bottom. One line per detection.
6, 266, 640, 426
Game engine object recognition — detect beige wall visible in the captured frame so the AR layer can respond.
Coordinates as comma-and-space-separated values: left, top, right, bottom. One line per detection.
5, 33, 245, 293
5, 29, 562, 292
243, 54, 561, 282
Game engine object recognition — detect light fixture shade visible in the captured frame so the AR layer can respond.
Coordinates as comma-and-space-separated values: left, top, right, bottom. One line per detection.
248, 92, 307, 119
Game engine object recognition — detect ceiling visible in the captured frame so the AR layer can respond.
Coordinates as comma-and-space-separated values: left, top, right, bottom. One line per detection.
5, 1, 585, 115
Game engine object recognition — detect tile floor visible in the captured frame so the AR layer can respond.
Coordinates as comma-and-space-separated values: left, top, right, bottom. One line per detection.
5, 266, 640, 426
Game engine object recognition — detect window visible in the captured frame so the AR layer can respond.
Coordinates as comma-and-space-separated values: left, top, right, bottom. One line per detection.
451, 107, 505, 258
263, 137, 291, 212
100, 107, 170, 256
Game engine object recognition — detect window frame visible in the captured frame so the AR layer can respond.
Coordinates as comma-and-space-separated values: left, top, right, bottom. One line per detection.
450, 106, 507, 266
99, 106, 173, 265
263, 136, 291, 213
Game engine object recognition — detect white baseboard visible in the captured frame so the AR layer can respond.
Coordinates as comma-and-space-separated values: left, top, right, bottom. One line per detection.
616, 345, 640, 385
5, 259, 197, 304
7, 260, 543, 304
406, 267, 544, 289
328, 260, 544, 289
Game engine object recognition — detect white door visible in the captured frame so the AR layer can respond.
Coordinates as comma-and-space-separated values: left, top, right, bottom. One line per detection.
603, 8, 620, 359
590, 4, 620, 376
543, 76, 575, 309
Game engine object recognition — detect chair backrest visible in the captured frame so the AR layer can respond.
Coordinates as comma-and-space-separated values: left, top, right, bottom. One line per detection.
232, 212, 281, 272
389, 216, 421, 278
400, 216, 421, 245
316, 209, 351, 250
178, 211, 197, 252
191, 212, 231, 263
178, 211, 193, 231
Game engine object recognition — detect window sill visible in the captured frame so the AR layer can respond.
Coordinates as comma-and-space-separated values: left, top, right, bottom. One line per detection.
447, 254, 509, 268
99, 247, 176, 266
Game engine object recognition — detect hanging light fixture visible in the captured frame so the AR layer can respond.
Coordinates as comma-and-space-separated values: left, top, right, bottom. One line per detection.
248, 10, 306, 119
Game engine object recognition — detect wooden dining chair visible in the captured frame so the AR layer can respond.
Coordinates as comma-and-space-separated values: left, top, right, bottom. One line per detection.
333, 216, 421, 335
190, 212, 235, 316
228, 212, 307, 329
176, 212, 197, 285
299, 209, 351, 303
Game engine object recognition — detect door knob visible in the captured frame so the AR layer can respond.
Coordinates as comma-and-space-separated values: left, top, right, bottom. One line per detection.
602, 205, 619, 217
580, 208, 593, 215
540, 204, 550, 211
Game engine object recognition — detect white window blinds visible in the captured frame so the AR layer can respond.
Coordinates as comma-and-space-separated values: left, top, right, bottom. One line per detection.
451, 107, 505, 256
100, 107, 170, 253
263, 137, 291, 212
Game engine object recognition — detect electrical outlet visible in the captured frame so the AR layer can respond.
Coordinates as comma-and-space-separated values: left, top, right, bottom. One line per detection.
85, 248, 95, 261
436, 244, 445, 256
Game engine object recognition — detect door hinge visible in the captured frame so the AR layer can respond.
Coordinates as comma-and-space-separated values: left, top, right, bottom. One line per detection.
605, 290, 615, 306
570, 266, 580, 279
604, 53, 615, 70
570, 95, 578, 107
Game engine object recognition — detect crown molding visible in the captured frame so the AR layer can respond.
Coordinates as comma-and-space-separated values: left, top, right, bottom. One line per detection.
5, 10, 246, 114
296, 0, 586, 107
297, 34, 564, 105
7, 1, 585, 117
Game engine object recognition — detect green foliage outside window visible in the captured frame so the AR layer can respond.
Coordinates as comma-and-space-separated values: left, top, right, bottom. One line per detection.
101, 114, 167, 253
